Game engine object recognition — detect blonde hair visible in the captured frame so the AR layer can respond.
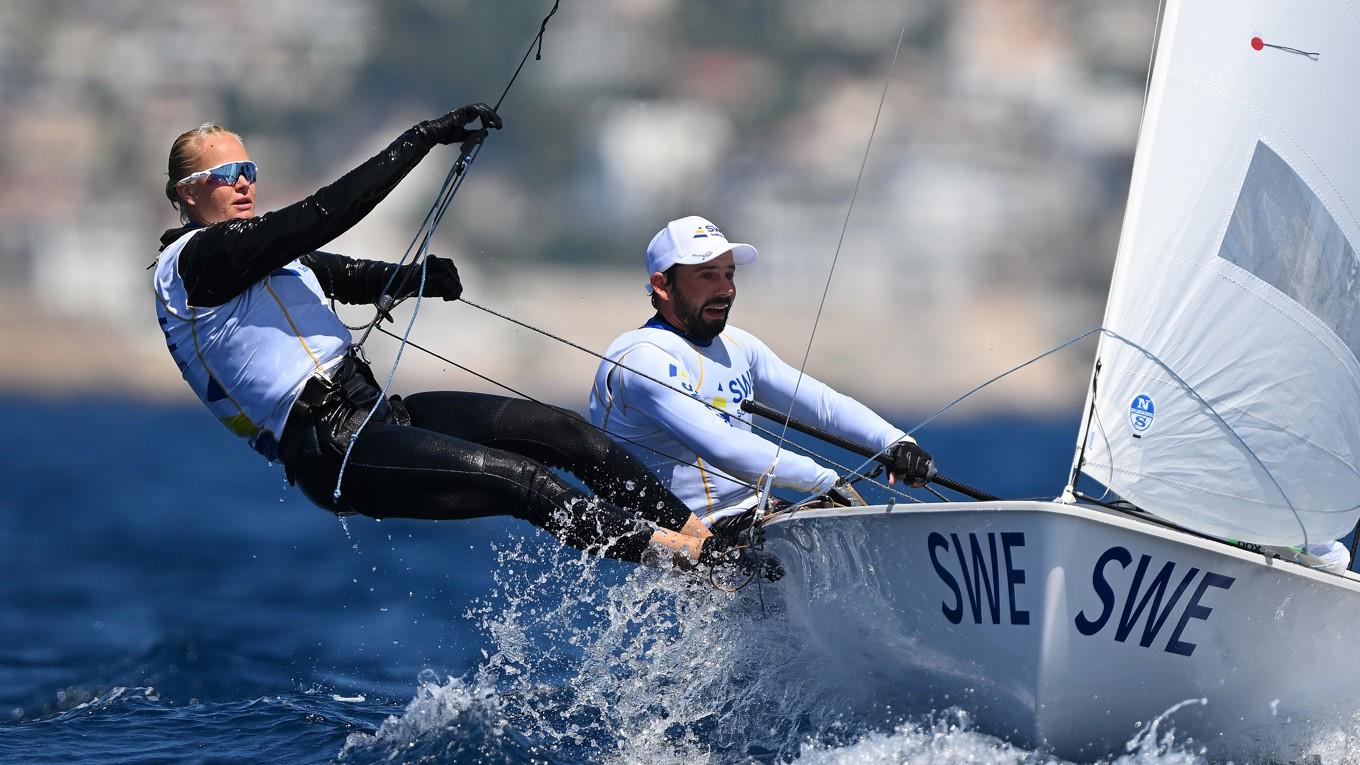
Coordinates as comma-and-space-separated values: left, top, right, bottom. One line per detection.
164, 123, 243, 220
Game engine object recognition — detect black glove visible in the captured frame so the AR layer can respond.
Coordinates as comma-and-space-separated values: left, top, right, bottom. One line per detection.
395, 255, 462, 302
885, 440, 935, 486
698, 535, 785, 582
419, 255, 463, 301
418, 103, 503, 146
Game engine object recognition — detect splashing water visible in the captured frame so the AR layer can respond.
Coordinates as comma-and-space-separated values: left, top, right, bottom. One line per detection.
794, 713, 1057, 765
346, 525, 1246, 764
1111, 699, 1209, 764
337, 670, 553, 764
462, 529, 836, 764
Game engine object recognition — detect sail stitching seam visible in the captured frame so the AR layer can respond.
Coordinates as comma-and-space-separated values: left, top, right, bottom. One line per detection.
1215, 406, 1360, 482
1146, 248, 1360, 392
1173, 71, 1360, 236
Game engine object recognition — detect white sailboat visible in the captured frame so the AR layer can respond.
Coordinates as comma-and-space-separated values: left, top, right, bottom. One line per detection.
760, 0, 1360, 758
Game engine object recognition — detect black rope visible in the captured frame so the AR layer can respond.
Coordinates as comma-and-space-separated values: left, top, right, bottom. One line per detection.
352, 0, 565, 350
502, 0, 562, 110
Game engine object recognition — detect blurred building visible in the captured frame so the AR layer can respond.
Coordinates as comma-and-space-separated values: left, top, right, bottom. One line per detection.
0, 0, 1157, 414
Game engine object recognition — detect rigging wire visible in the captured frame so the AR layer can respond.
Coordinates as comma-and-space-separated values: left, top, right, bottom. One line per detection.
456, 298, 908, 495
759, 17, 912, 519
372, 318, 916, 504
360, 0, 564, 347
1138, 0, 1167, 131
331, 0, 563, 502
909, 329, 1101, 437
778, 328, 1106, 506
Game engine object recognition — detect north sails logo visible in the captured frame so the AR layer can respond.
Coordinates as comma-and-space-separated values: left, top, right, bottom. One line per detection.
1129, 394, 1155, 436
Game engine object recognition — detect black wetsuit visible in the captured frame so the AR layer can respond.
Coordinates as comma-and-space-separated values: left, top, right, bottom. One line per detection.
158, 124, 693, 563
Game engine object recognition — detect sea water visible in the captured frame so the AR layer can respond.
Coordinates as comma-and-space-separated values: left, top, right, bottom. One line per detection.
1, 395, 1354, 764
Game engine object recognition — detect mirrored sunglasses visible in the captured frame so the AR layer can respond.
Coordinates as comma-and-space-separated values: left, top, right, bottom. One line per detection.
176, 160, 258, 187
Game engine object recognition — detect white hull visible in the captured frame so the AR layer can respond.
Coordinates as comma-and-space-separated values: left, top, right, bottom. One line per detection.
763, 501, 1360, 760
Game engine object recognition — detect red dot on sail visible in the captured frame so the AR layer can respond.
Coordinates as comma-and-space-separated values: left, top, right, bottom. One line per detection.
1251, 36, 1264, 50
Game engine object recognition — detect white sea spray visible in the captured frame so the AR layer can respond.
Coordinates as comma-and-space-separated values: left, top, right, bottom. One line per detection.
466, 531, 830, 763
793, 713, 1060, 765
359, 527, 1331, 765
336, 670, 524, 763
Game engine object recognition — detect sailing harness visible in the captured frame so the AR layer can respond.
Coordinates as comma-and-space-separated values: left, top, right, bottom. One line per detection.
277, 349, 407, 490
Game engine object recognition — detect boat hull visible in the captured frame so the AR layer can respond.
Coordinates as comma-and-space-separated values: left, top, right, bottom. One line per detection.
762, 500, 1360, 759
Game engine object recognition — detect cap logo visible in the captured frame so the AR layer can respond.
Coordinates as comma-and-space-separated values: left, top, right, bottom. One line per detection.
691, 224, 724, 240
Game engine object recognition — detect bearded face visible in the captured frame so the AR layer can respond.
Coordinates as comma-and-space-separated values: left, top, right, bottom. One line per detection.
655, 254, 737, 342
669, 276, 733, 341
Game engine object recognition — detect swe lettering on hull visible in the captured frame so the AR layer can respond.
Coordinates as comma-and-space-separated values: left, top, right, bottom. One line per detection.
928, 531, 1030, 626
927, 533, 1234, 657
1075, 546, 1234, 657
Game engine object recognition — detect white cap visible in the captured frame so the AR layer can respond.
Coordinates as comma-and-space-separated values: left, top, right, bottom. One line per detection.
645, 215, 757, 293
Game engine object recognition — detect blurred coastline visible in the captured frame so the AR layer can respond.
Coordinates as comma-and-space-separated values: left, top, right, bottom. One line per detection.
0, 0, 1155, 416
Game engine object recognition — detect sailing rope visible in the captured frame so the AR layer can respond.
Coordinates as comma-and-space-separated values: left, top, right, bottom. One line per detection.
912, 329, 1101, 436
332, 0, 563, 502
379, 305, 915, 502
756, 17, 913, 522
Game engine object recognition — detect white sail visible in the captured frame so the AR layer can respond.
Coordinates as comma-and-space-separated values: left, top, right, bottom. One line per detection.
1077, 0, 1360, 545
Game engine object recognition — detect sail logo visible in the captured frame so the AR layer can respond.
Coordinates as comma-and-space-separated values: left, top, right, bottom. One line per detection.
1128, 394, 1155, 434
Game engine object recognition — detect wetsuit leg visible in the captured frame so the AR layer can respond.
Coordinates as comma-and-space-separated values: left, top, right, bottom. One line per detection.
291, 421, 657, 563
400, 391, 693, 531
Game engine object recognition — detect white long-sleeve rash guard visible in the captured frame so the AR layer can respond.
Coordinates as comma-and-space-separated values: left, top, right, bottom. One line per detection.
589, 321, 909, 525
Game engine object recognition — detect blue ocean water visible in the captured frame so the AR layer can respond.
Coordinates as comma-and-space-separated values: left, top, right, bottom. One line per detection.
0, 394, 1254, 764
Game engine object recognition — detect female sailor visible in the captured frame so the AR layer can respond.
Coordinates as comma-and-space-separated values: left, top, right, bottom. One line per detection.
152, 105, 753, 571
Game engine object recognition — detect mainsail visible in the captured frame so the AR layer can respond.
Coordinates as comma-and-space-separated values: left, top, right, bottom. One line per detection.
1075, 0, 1360, 545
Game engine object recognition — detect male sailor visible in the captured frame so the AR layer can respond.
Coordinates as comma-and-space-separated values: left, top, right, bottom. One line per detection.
589, 215, 936, 534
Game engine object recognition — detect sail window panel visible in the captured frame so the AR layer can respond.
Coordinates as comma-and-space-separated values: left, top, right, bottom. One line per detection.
1218, 141, 1360, 361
